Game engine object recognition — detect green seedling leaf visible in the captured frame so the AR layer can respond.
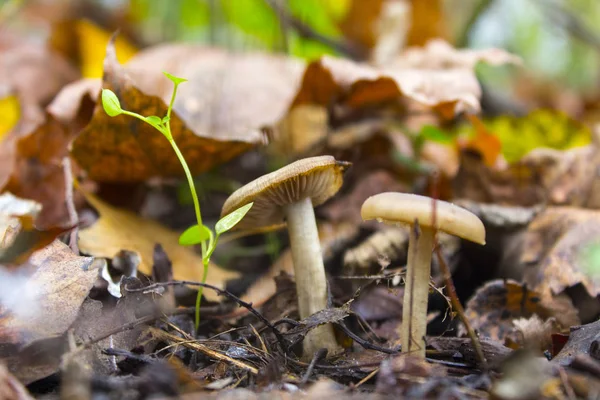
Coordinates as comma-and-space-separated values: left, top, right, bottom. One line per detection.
162, 116, 170, 124
163, 71, 188, 86
179, 224, 212, 246
102, 89, 123, 117
216, 202, 254, 236
144, 115, 163, 129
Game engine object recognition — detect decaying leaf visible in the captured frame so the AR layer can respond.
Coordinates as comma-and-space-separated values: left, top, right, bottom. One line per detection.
520, 207, 600, 321
78, 192, 240, 301
552, 319, 600, 366
71, 38, 282, 182
0, 240, 98, 347
461, 280, 579, 346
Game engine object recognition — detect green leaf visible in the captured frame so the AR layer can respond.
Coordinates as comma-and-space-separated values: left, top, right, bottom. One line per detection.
163, 71, 188, 86
102, 89, 123, 117
145, 115, 162, 129
420, 125, 452, 144
179, 224, 212, 246
162, 116, 170, 124
215, 202, 253, 236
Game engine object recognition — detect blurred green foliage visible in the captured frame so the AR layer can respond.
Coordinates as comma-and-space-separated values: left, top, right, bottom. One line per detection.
129, 0, 349, 58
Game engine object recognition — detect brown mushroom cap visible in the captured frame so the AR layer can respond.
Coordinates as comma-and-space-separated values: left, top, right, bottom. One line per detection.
361, 192, 486, 244
221, 156, 350, 230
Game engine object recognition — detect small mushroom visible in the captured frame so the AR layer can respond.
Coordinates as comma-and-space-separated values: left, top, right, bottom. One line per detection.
361, 192, 485, 358
221, 156, 351, 357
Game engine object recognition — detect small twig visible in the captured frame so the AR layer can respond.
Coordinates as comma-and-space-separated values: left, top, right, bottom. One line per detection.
301, 348, 327, 384
125, 280, 289, 351
336, 321, 400, 354
355, 367, 379, 388
62, 157, 79, 254
263, 0, 362, 59
150, 327, 259, 374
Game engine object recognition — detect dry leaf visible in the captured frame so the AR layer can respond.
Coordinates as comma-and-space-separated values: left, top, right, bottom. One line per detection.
71, 39, 283, 182
459, 115, 503, 168
405, 0, 449, 47
0, 31, 78, 107
521, 207, 600, 317
0, 363, 34, 400
78, 192, 240, 301
461, 280, 579, 345
0, 240, 98, 347
3, 114, 76, 228
125, 44, 305, 143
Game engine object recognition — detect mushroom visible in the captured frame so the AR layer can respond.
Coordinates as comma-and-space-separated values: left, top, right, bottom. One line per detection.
361, 192, 485, 358
221, 156, 350, 357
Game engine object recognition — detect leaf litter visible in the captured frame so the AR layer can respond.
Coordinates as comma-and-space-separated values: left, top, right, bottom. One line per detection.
1, 2, 600, 398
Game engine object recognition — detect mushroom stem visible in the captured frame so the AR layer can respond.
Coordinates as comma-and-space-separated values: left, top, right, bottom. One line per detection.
283, 197, 339, 358
401, 224, 434, 358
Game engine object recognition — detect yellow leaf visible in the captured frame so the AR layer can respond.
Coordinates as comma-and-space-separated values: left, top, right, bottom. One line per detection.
0, 95, 20, 139
76, 19, 137, 78
78, 192, 240, 301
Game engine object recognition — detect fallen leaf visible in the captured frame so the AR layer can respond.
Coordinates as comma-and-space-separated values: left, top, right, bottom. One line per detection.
552, 319, 600, 366
0, 240, 98, 347
459, 115, 503, 167
0, 193, 41, 243
453, 131, 600, 208
0, 31, 78, 107
71, 38, 292, 182
78, 192, 240, 301
520, 207, 600, 320
339, 0, 385, 56
0, 215, 72, 266
3, 114, 76, 228
461, 280, 579, 345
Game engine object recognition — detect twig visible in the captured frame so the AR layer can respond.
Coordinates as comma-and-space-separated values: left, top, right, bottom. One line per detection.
150, 327, 259, 374
125, 280, 289, 351
62, 157, 79, 254
355, 367, 379, 388
301, 348, 327, 384
336, 321, 400, 354
263, 0, 362, 59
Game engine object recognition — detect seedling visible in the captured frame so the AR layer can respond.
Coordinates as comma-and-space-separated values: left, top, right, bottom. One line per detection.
101, 73, 253, 330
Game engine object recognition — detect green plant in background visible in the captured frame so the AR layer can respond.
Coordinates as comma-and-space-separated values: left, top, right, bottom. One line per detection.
101, 73, 253, 330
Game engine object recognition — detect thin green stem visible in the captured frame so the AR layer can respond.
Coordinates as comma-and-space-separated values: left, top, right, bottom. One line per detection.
166, 127, 209, 330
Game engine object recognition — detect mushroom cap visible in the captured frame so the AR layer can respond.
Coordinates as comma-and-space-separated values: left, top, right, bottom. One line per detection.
221, 156, 351, 230
361, 192, 486, 244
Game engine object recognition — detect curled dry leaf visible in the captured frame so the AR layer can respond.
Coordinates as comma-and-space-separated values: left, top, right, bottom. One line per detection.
461, 279, 579, 346
78, 192, 240, 301
71, 39, 303, 182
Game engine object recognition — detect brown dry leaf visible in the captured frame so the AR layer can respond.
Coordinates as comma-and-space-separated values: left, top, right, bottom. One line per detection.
520, 207, 600, 319
461, 280, 579, 345
0, 240, 98, 347
0, 31, 78, 107
454, 130, 600, 208
125, 44, 305, 143
78, 192, 240, 301
339, 0, 385, 54
47, 78, 100, 131
2, 114, 76, 228
71, 39, 295, 182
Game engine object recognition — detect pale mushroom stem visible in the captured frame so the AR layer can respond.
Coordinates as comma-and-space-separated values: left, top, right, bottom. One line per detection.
401, 224, 434, 358
283, 197, 340, 358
